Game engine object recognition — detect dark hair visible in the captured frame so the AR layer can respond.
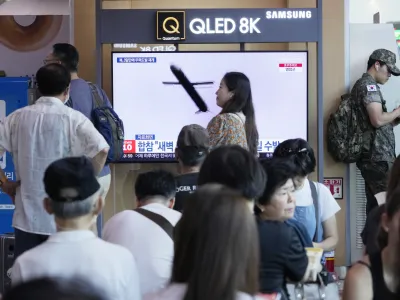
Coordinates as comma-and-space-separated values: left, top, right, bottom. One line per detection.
2, 277, 108, 300
52, 43, 79, 72
257, 158, 297, 206
377, 155, 400, 250
386, 155, 400, 200
172, 184, 259, 300
273, 138, 316, 177
367, 58, 386, 71
36, 64, 71, 97
198, 145, 266, 200
220, 72, 259, 155
135, 169, 176, 202
177, 147, 208, 167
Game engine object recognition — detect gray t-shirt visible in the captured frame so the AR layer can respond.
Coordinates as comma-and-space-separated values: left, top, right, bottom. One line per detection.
70, 78, 112, 177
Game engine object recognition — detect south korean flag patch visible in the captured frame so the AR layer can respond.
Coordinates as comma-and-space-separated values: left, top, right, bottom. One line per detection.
367, 85, 377, 92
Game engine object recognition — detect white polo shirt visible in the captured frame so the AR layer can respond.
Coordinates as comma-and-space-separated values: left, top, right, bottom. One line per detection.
11, 230, 141, 300
0, 97, 109, 235
103, 203, 182, 295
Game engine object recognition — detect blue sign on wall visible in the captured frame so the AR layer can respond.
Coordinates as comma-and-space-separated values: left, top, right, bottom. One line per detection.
0, 77, 30, 234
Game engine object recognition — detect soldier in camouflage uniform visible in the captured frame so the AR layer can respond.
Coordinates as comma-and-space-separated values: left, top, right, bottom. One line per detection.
352, 49, 400, 215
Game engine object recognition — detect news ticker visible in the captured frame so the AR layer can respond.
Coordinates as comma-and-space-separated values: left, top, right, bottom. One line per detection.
120, 152, 275, 161
122, 138, 284, 155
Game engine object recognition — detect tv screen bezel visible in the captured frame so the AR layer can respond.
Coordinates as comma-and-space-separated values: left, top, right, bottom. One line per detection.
111, 50, 309, 163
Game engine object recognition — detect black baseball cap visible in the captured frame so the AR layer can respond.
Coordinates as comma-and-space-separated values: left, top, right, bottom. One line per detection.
43, 156, 100, 202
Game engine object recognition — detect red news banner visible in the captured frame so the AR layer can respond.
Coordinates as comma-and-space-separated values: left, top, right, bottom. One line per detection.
278, 63, 303, 72
123, 140, 136, 154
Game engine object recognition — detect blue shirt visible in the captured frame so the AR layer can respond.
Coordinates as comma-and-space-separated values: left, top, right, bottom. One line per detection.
285, 218, 313, 248
69, 78, 111, 177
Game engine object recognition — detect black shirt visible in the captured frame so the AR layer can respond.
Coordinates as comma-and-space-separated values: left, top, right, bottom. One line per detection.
174, 172, 199, 212
361, 204, 385, 256
360, 252, 400, 300
257, 219, 308, 296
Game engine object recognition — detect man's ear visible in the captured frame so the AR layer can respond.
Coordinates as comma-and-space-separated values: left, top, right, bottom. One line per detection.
94, 195, 104, 215
381, 212, 390, 232
44, 198, 53, 215
168, 198, 175, 209
64, 85, 70, 96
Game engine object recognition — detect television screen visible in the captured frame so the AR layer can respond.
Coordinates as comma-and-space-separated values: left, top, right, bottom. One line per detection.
112, 51, 308, 162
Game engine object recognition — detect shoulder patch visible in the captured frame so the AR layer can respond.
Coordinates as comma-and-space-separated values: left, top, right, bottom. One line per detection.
367, 85, 377, 92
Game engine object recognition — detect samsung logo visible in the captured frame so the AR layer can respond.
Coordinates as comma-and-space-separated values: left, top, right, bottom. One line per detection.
266, 10, 312, 19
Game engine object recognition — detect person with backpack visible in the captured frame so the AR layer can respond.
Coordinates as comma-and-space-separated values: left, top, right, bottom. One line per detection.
327, 49, 400, 216
44, 43, 124, 231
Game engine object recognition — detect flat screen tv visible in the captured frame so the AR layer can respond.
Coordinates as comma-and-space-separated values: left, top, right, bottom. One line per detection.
112, 51, 308, 162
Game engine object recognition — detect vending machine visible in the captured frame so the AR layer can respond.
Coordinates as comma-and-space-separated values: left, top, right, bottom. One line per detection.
0, 77, 31, 234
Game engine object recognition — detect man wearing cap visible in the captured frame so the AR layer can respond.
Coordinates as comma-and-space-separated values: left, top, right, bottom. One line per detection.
352, 49, 400, 215
11, 156, 141, 300
174, 124, 210, 212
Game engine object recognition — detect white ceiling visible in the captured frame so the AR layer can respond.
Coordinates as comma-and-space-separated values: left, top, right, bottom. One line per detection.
0, 0, 70, 15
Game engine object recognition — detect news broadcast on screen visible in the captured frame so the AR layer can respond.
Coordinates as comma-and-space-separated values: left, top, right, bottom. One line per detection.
112, 51, 308, 162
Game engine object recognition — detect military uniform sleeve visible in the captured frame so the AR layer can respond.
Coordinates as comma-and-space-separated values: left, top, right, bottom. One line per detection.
357, 83, 382, 106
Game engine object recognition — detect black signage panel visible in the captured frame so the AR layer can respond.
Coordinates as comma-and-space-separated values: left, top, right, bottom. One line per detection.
156, 11, 186, 41
100, 8, 319, 44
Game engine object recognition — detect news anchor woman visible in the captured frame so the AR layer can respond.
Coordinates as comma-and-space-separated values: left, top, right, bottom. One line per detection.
207, 72, 259, 156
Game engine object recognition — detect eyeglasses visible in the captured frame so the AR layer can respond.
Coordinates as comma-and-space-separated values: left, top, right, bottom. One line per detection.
43, 59, 59, 65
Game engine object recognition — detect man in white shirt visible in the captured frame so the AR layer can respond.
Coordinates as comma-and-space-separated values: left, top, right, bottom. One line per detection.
103, 169, 181, 296
0, 64, 109, 258
11, 156, 141, 300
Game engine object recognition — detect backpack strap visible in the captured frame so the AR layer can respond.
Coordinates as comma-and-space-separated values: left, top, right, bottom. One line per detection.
65, 97, 73, 108
309, 180, 319, 242
87, 82, 104, 108
134, 208, 174, 240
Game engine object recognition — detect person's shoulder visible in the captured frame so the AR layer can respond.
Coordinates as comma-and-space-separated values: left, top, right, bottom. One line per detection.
175, 172, 199, 184
209, 113, 226, 123
14, 241, 48, 265
345, 256, 372, 285
168, 209, 182, 220
352, 74, 379, 94
69, 108, 92, 125
106, 210, 136, 225
354, 73, 376, 86
100, 238, 135, 258
258, 220, 293, 237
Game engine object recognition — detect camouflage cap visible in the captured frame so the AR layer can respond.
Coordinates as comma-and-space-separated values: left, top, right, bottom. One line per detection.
369, 49, 400, 76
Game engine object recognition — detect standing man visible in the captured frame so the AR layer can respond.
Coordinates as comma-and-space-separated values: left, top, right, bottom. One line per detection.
353, 49, 400, 215
0, 63, 109, 257
44, 43, 112, 207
